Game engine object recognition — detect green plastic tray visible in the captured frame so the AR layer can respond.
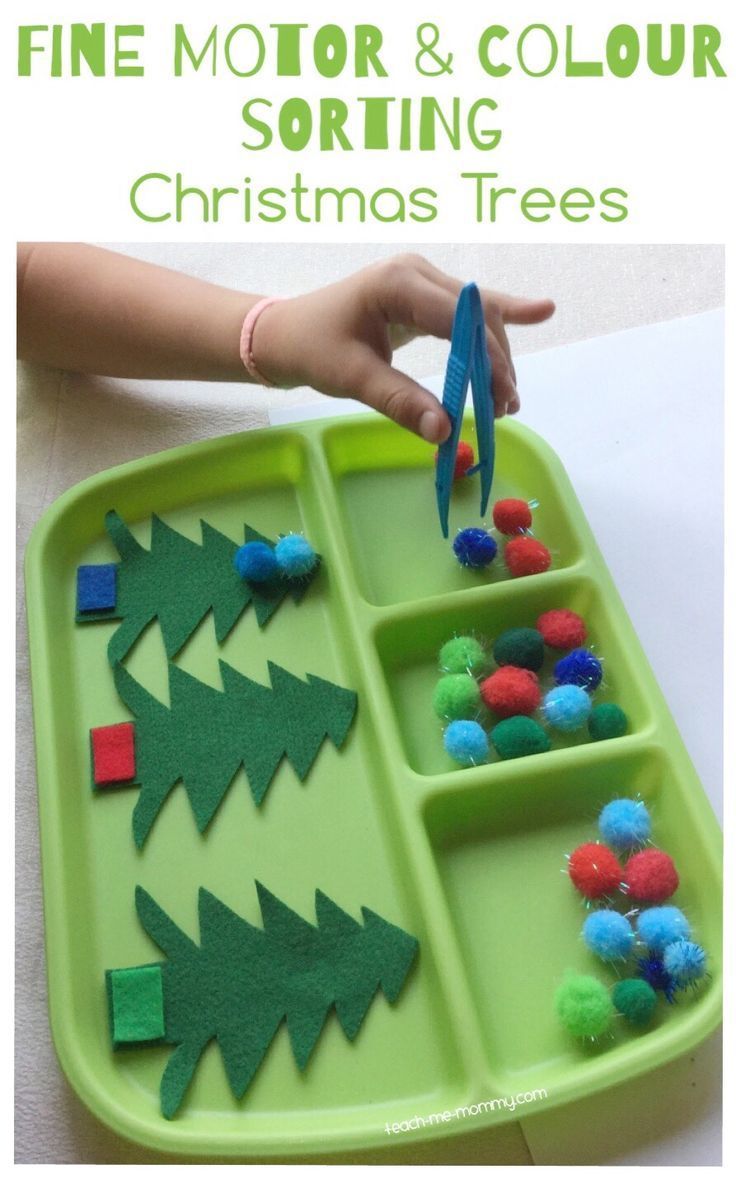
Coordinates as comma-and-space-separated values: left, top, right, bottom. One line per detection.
24, 413, 722, 1159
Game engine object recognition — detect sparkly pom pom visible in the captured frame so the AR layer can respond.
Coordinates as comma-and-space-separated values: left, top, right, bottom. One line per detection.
589, 703, 628, 741
444, 719, 489, 767
582, 909, 635, 961
274, 533, 318, 578
439, 635, 486, 677
432, 674, 481, 721
568, 843, 623, 899
492, 627, 545, 672
490, 715, 551, 760
598, 798, 651, 850
612, 978, 657, 1026
554, 648, 603, 691
233, 540, 279, 583
636, 953, 677, 1001
480, 666, 540, 718
624, 849, 679, 903
543, 685, 592, 732
637, 906, 691, 952
505, 536, 551, 577
537, 609, 587, 650
663, 940, 707, 988
453, 527, 498, 569
555, 974, 612, 1038
492, 498, 532, 535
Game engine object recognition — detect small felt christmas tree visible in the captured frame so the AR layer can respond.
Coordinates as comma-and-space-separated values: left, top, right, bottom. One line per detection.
91, 659, 358, 847
77, 512, 320, 664
106, 884, 419, 1119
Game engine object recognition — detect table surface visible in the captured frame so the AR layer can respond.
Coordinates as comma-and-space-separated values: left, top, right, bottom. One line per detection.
17, 307, 722, 1164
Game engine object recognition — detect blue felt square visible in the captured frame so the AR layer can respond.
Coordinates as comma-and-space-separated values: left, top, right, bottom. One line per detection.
77, 563, 117, 613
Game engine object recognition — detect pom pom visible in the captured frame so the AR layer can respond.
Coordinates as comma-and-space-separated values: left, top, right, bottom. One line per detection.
543, 685, 591, 732
537, 609, 587, 650
555, 975, 612, 1038
233, 540, 279, 583
274, 533, 318, 578
598, 798, 651, 850
637, 906, 691, 952
636, 954, 676, 1001
554, 648, 603, 691
505, 536, 551, 578
439, 635, 486, 677
490, 715, 551, 760
492, 498, 532, 535
432, 673, 481, 721
582, 909, 635, 962
480, 666, 540, 718
624, 849, 679, 903
612, 978, 658, 1026
492, 627, 545, 672
589, 703, 629, 741
663, 940, 707, 988
568, 843, 623, 899
444, 720, 489, 767
453, 527, 497, 569
435, 439, 475, 479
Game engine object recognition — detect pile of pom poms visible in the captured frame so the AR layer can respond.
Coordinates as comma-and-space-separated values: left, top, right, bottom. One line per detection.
555, 796, 708, 1043
434, 609, 629, 768
233, 532, 319, 583
451, 492, 552, 580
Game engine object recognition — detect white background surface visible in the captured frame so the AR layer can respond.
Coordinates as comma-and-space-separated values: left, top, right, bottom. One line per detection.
15, 244, 723, 1164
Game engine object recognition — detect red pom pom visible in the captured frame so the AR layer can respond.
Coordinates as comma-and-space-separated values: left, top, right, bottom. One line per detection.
568, 843, 623, 899
537, 609, 587, 650
480, 666, 540, 718
436, 439, 475, 480
505, 536, 552, 578
493, 498, 532, 535
624, 849, 679, 903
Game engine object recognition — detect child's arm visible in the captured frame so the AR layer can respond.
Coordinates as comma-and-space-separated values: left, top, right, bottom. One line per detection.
17, 244, 554, 444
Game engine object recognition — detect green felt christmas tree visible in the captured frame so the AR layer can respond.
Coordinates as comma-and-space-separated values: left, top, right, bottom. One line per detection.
110, 659, 358, 847
106, 884, 419, 1119
79, 512, 320, 664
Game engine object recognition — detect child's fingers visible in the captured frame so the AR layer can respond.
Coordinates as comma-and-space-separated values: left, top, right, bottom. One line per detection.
352, 353, 451, 444
492, 293, 556, 324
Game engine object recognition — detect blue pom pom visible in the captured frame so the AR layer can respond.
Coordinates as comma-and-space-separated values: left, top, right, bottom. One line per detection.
637, 906, 691, 952
599, 798, 651, 850
554, 648, 603, 690
582, 909, 635, 961
663, 939, 707, 988
636, 953, 677, 1002
453, 527, 498, 569
274, 533, 318, 578
444, 720, 489, 767
543, 684, 591, 732
233, 541, 279, 583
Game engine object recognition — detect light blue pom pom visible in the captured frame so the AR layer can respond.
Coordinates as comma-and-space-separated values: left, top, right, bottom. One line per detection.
543, 684, 591, 732
234, 540, 279, 582
444, 719, 489, 767
637, 906, 691, 951
663, 939, 707, 988
599, 798, 651, 850
583, 909, 635, 961
275, 533, 318, 578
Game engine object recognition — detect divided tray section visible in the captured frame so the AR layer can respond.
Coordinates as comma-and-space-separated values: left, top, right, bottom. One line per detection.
320, 416, 585, 607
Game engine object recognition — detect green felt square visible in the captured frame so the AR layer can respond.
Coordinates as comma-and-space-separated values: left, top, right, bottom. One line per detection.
110, 964, 165, 1045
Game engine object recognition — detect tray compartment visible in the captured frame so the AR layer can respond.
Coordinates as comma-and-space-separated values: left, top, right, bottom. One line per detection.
422, 745, 722, 1096
320, 417, 584, 607
373, 573, 653, 777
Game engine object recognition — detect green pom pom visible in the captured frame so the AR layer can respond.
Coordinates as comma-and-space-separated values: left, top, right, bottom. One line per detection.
612, 978, 657, 1026
439, 635, 486, 677
490, 715, 551, 759
492, 627, 545, 672
589, 702, 629, 741
432, 673, 481, 721
555, 975, 612, 1038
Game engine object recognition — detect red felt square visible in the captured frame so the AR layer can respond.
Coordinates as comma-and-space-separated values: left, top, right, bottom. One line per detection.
91, 722, 136, 786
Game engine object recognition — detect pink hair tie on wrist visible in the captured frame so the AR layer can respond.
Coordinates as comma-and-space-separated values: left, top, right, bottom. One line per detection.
239, 296, 285, 387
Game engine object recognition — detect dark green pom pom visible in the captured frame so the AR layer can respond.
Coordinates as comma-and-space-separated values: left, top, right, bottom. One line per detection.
492, 627, 545, 672
589, 702, 629, 741
490, 715, 551, 760
612, 978, 657, 1026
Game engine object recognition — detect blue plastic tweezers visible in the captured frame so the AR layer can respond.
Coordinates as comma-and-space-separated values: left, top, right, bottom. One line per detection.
435, 282, 495, 538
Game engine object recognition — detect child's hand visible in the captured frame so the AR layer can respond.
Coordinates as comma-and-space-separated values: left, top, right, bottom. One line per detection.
253, 254, 555, 443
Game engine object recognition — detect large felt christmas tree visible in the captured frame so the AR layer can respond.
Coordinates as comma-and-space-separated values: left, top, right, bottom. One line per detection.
106, 884, 419, 1118
91, 659, 358, 847
77, 512, 320, 663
